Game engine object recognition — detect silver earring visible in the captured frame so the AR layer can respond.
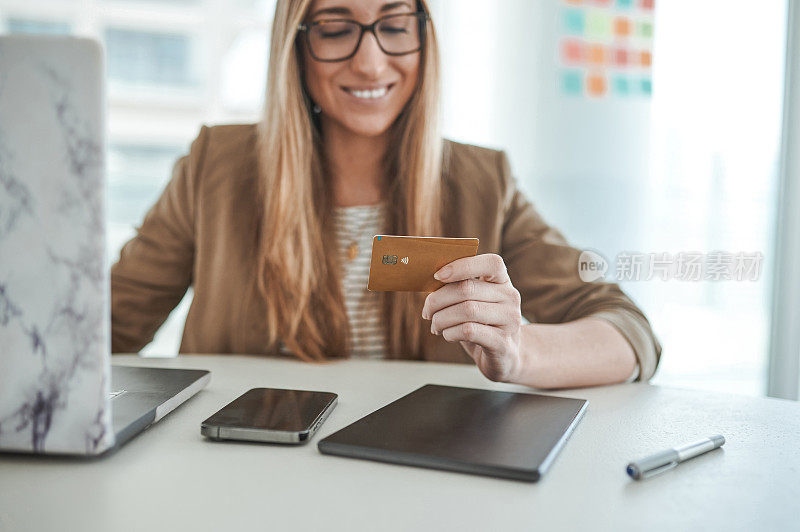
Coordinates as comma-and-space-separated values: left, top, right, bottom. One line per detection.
313, 104, 321, 114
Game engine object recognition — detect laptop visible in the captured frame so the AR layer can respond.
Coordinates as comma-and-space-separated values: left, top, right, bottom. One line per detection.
318, 384, 587, 482
0, 35, 209, 456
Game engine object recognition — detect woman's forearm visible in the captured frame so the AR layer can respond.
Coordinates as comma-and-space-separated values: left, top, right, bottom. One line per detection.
510, 318, 637, 389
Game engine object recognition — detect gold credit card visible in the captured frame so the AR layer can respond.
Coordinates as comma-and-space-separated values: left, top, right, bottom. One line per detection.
367, 235, 480, 292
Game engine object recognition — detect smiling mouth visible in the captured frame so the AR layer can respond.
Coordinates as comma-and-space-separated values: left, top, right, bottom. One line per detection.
341, 83, 395, 100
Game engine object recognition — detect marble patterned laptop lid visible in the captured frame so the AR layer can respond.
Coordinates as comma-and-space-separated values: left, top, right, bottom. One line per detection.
0, 36, 114, 454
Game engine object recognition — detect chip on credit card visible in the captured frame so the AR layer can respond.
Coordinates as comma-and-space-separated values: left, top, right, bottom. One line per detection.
367, 235, 480, 292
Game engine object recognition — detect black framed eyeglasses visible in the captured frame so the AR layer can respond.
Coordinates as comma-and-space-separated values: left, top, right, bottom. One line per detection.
297, 12, 429, 62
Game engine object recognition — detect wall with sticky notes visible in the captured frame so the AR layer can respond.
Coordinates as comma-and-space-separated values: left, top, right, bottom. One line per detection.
435, 0, 654, 259
558, 0, 654, 98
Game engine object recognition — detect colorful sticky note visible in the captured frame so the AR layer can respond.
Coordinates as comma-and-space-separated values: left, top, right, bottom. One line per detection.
587, 73, 607, 96
613, 76, 630, 95
588, 44, 606, 65
612, 47, 628, 66
586, 12, 612, 38
561, 39, 584, 64
614, 17, 632, 37
557, 0, 654, 100
563, 9, 585, 35
562, 70, 583, 95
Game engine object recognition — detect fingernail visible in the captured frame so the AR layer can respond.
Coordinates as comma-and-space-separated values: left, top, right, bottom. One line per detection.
422, 309, 428, 320
434, 266, 451, 281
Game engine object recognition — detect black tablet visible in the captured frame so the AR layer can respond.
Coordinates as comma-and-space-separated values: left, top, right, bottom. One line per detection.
317, 384, 587, 482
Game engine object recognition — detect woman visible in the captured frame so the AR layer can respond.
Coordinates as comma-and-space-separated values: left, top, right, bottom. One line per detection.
111, 0, 661, 388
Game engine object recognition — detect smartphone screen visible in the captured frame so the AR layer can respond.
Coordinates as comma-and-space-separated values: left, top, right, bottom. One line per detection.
203, 388, 337, 433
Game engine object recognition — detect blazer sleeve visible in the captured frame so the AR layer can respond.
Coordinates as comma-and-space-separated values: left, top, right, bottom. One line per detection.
110, 125, 208, 353
497, 150, 662, 381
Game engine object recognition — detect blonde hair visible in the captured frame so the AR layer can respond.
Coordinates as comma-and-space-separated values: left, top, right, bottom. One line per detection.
256, 0, 443, 361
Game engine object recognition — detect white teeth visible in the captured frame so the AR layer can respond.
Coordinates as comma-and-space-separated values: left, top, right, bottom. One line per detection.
347, 86, 389, 99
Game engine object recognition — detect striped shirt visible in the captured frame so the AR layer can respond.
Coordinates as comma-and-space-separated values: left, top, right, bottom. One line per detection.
279, 202, 388, 359
334, 202, 388, 358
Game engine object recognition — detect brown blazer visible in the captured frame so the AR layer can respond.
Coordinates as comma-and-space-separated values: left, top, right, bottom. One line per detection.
111, 124, 661, 380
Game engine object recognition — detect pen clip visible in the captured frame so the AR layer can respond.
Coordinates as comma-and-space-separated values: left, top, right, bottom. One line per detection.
641, 461, 678, 479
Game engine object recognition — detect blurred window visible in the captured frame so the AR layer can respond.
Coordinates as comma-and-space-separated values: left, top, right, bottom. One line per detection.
6, 18, 71, 35
639, 1, 787, 396
105, 28, 196, 87
108, 144, 184, 226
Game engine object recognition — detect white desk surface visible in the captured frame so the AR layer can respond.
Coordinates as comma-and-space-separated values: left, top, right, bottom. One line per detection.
1, 354, 798, 532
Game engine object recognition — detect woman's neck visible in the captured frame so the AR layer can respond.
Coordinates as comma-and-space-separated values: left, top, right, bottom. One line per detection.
322, 119, 389, 207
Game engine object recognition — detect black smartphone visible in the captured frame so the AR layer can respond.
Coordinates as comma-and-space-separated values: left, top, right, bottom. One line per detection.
200, 388, 338, 444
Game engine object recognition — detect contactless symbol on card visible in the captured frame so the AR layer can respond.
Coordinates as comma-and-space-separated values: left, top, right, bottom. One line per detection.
382, 255, 409, 265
